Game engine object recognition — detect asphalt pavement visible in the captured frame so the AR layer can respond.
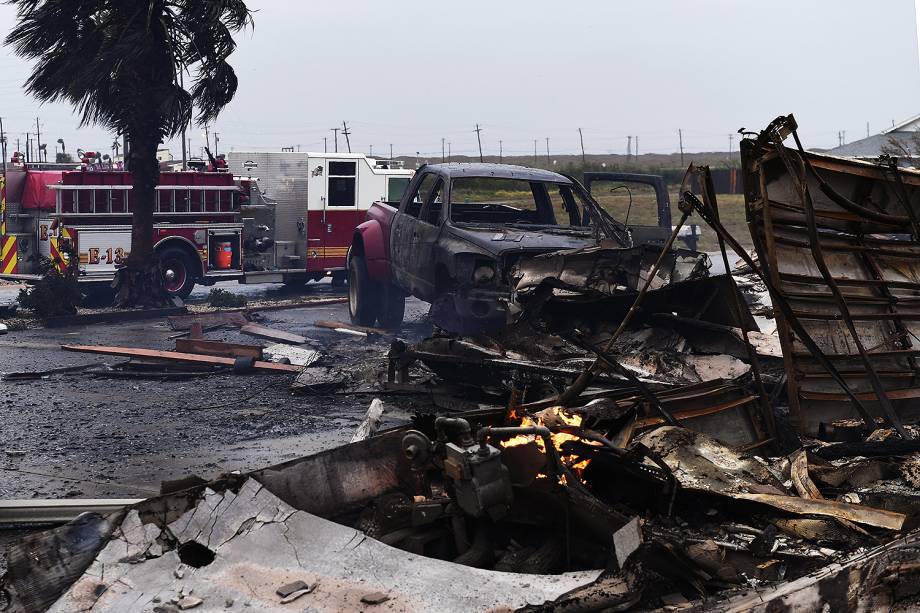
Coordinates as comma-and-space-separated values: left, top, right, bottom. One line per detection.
0, 279, 432, 500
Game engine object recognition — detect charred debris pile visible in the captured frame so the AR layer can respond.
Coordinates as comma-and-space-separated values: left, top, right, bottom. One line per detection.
8, 116, 920, 611
337, 114, 920, 609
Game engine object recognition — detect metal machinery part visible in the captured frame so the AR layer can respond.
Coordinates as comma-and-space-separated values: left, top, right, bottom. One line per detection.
442, 440, 512, 520
405, 418, 513, 521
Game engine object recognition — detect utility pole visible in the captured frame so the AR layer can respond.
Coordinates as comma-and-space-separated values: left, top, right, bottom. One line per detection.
678, 129, 684, 166
441, 138, 445, 162
842, 130, 846, 145
389, 144, 393, 160
214, 133, 220, 156
499, 140, 503, 163
324, 137, 328, 153
627, 136, 632, 160
474, 124, 483, 162
25, 133, 30, 163
447, 142, 451, 162
342, 121, 352, 153
35, 117, 42, 163
533, 139, 538, 165
331, 128, 339, 153
369, 144, 373, 157
545, 137, 550, 165
635, 136, 639, 157
203, 124, 210, 152
578, 128, 586, 164
0, 117, 7, 178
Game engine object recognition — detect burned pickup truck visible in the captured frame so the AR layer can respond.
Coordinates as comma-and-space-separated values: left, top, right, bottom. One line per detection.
347, 163, 704, 332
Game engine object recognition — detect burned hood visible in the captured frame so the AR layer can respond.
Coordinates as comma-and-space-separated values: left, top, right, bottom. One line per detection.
511, 243, 711, 301
446, 224, 599, 257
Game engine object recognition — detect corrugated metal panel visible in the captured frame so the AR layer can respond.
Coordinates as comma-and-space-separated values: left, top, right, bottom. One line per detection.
228, 152, 308, 254
742, 124, 920, 436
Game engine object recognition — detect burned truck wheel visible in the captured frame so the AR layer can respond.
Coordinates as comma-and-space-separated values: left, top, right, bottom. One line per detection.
377, 284, 405, 329
348, 254, 380, 326
159, 246, 198, 299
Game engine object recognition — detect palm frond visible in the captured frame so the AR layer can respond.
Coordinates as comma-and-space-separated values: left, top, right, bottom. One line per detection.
6, 0, 253, 140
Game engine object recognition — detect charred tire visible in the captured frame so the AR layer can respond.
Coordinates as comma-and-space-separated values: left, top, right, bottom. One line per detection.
159, 246, 198, 299
348, 254, 380, 326
378, 283, 405, 329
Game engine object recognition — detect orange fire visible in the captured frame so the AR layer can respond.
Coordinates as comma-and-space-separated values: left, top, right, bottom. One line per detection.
501, 407, 597, 479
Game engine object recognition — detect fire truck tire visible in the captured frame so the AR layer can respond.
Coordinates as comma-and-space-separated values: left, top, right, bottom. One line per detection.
377, 284, 405, 329
159, 246, 198, 299
348, 255, 380, 327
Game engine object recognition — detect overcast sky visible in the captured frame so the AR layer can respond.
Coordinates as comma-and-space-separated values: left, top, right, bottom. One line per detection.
0, 0, 918, 159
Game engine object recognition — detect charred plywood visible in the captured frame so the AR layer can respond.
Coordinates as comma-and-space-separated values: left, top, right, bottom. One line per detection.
741, 115, 920, 435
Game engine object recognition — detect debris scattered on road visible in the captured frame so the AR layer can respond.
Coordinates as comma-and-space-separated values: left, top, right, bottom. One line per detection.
174, 338, 264, 360
262, 343, 320, 366
61, 344, 302, 373
351, 398, 385, 442
239, 322, 307, 345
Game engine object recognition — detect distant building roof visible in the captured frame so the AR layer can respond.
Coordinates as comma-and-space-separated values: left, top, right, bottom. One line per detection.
824, 130, 919, 159
884, 114, 920, 134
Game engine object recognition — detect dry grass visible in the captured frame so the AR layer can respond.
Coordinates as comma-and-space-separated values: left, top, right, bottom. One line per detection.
593, 190, 752, 252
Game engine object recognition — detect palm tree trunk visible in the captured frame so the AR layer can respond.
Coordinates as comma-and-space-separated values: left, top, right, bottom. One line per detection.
112, 134, 170, 308
129, 136, 157, 265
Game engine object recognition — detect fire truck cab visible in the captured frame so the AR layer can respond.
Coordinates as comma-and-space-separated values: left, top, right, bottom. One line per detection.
0, 152, 414, 297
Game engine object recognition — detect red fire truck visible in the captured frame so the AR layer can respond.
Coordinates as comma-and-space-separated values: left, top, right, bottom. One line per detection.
0, 152, 413, 297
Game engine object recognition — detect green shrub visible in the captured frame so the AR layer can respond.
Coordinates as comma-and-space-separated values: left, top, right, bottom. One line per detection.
207, 288, 247, 308
17, 258, 82, 318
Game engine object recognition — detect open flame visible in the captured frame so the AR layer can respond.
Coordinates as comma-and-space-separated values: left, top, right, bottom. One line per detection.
501, 407, 597, 479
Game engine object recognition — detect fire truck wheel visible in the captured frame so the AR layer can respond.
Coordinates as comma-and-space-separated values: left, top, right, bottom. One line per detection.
159, 247, 198, 299
377, 284, 405, 329
348, 255, 380, 327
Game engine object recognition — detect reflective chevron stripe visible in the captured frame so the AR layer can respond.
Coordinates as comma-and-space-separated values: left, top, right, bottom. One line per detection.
1, 235, 17, 274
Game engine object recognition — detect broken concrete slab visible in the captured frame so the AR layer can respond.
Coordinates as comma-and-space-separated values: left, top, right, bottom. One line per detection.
46, 479, 601, 612
262, 343, 320, 367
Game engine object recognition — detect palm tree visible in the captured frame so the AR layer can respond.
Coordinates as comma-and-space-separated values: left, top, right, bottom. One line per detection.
6, 0, 252, 306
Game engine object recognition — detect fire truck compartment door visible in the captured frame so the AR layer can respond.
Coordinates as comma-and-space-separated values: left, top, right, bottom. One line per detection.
313, 160, 360, 271
76, 228, 132, 276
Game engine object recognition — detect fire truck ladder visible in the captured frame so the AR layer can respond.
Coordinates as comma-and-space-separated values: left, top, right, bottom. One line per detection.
51, 184, 239, 216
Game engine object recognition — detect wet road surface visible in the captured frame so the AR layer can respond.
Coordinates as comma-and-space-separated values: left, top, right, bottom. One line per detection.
0, 279, 432, 499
